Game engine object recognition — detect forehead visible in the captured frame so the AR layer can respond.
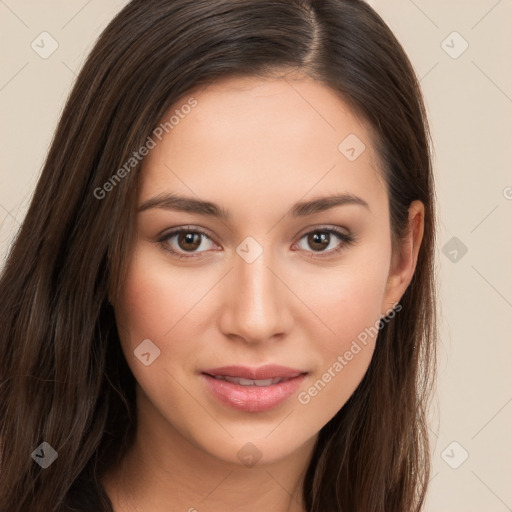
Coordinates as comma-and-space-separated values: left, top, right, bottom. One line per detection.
139, 75, 387, 218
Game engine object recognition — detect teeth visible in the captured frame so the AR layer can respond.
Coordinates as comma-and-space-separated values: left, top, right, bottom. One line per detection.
212, 375, 285, 386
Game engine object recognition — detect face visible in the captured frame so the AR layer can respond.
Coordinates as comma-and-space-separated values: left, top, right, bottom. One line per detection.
113, 73, 419, 468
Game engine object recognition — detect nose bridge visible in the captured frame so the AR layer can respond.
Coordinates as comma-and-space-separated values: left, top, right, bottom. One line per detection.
220, 240, 290, 342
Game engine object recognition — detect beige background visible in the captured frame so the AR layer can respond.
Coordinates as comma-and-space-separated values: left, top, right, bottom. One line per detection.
1, 1, 511, 510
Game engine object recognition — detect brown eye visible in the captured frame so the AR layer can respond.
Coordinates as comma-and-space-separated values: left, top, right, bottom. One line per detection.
158, 227, 217, 258
307, 232, 330, 252
295, 227, 355, 258
176, 232, 202, 252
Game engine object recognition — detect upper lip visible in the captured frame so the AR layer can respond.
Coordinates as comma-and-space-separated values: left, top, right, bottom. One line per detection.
202, 365, 307, 380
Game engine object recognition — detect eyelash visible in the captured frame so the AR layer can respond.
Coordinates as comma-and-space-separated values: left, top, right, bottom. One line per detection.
157, 225, 356, 260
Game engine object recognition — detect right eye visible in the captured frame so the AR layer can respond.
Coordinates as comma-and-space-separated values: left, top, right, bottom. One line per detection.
158, 226, 219, 259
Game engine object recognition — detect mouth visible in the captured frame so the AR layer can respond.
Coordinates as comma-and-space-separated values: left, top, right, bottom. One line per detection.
206, 375, 293, 386
200, 365, 308, 412
202, 364, 307, 381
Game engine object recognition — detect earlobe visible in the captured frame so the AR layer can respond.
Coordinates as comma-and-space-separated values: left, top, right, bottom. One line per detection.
381, 200, 425, 316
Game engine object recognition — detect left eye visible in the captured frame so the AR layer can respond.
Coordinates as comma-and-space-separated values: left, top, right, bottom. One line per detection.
293, 228, 355, 257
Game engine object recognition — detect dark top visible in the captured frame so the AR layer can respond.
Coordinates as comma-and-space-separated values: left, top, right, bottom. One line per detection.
64, 475, 112, 512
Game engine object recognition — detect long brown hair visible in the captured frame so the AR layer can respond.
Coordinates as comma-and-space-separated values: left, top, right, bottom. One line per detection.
0, 1, 437, 510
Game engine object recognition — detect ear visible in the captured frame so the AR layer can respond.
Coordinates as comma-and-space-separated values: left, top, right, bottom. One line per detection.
381, 200, 425, 316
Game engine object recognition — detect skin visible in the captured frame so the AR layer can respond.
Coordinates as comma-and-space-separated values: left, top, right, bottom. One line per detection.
102, 72, 424, 512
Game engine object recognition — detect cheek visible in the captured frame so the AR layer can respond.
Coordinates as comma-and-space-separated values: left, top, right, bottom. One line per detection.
114, 246, 201, 380
116, 238, 208, 337
328, 268, 387, 340
116, 266, 175, 344
299, 247, 390, 350
293, 246, 390, 416
114, 248, 206, 427
295, 301, 379, 423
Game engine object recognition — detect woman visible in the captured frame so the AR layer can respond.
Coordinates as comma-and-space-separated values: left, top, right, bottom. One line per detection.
0, 1, 437, 511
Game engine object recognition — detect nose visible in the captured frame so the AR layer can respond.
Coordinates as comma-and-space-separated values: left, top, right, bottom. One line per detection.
217, 246, 293, 344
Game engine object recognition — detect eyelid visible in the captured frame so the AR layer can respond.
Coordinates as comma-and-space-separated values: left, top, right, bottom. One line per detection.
157, 224, 215, 242
294, 223, 351, 239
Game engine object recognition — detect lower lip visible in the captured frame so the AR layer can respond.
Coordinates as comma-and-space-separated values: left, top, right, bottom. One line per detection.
201, 373, 307, 412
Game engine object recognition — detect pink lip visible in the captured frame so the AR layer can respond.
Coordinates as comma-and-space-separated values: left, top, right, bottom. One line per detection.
200, 365, 307, 412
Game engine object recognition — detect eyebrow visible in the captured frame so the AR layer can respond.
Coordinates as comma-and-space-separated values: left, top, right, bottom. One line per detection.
138, 192, 370, 218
